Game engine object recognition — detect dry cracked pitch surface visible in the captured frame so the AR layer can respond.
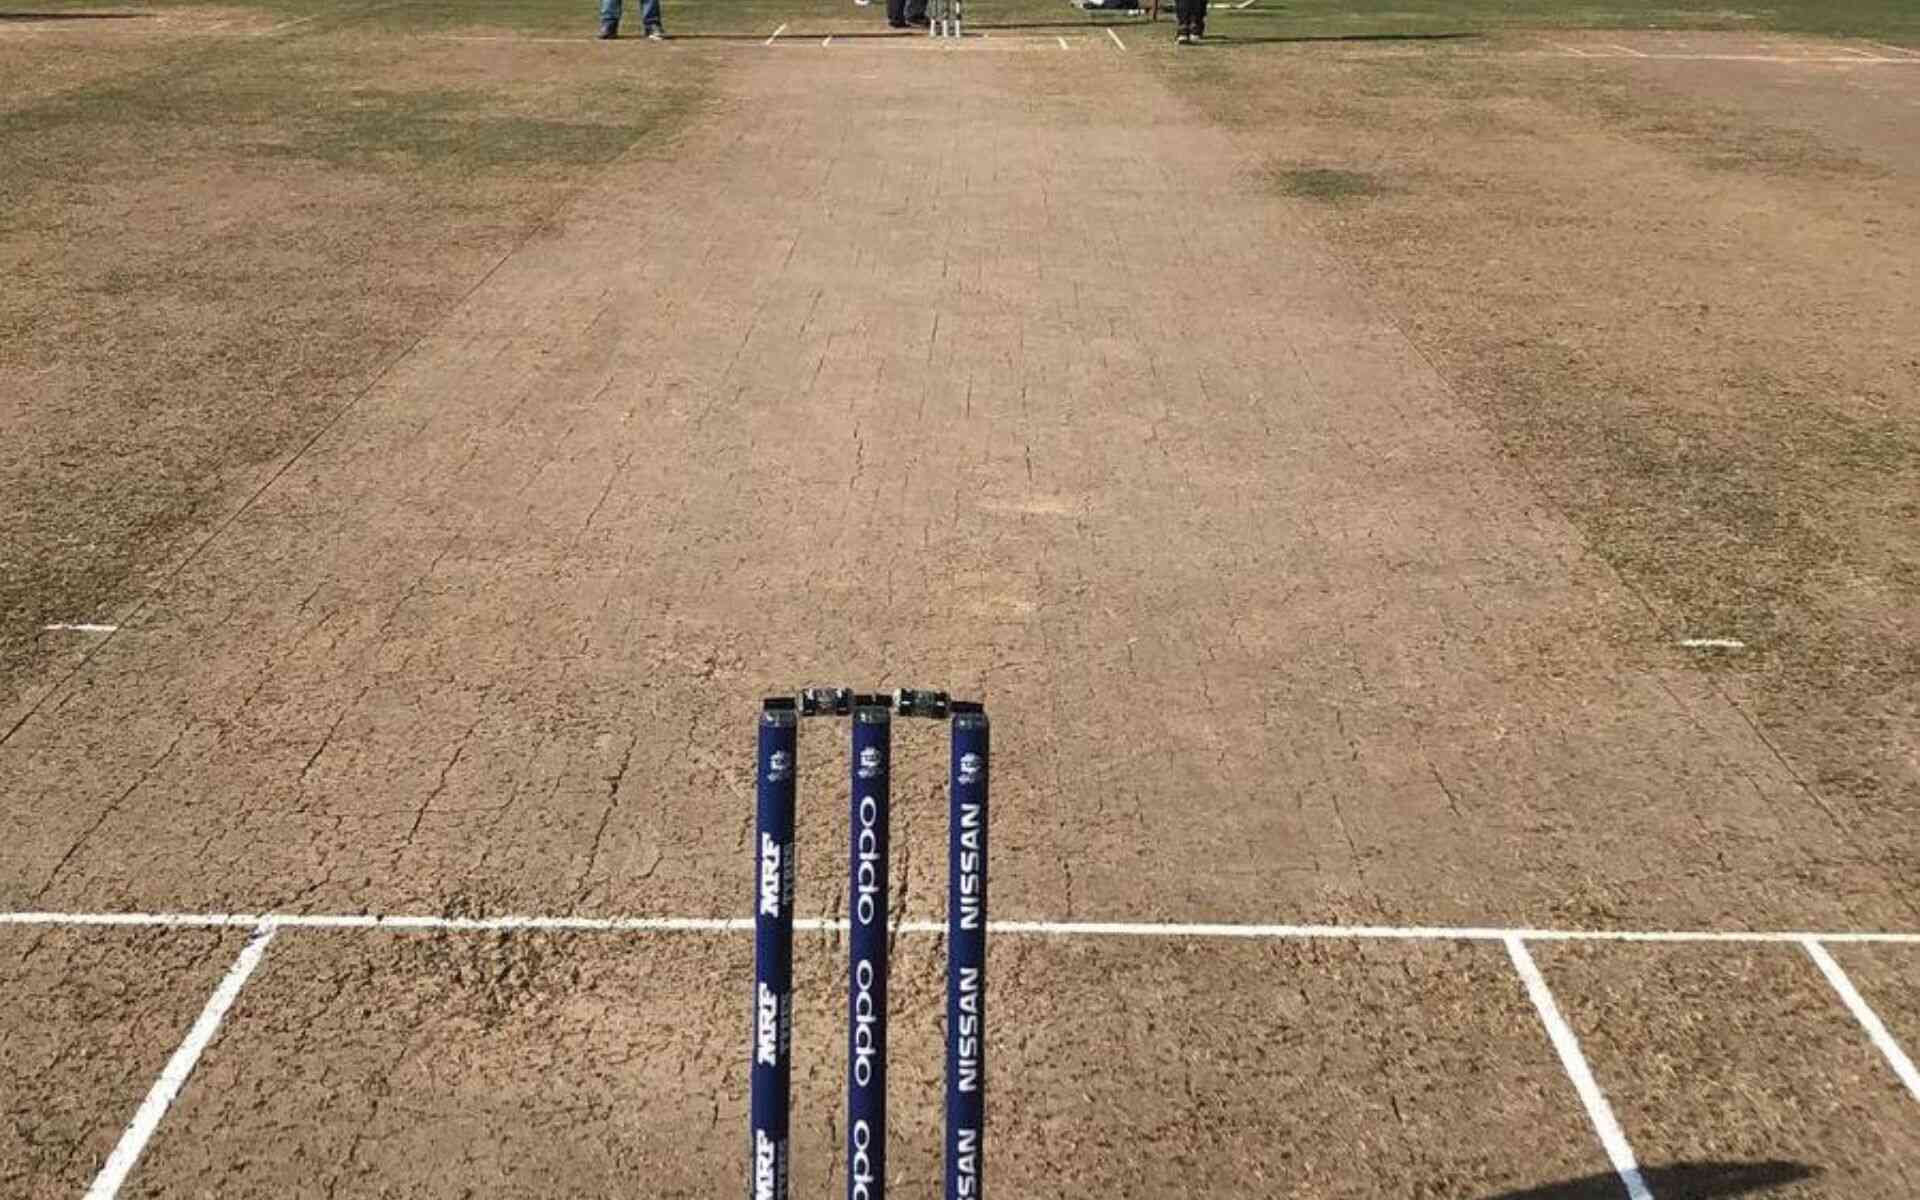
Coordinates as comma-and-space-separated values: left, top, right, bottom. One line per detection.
4, 26, 1920, 1200
7, 40, 1911, 931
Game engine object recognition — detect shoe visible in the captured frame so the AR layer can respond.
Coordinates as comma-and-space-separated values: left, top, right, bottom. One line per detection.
646, 25, 665, 38
1175, 30, 1190, 43
1190, 26, 1203, 39
889, 18, 909, 26
597, 19, 618, 38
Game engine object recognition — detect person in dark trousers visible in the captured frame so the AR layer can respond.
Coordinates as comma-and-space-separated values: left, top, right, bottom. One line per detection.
886, 0, 928, 30
598, 0, 664, 39
1173, 0, 1204, 43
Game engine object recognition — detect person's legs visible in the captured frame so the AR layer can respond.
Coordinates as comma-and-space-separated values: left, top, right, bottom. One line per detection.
1189, 0, 1204, 38
640, 0, 662, 31
597, 0, 621, 36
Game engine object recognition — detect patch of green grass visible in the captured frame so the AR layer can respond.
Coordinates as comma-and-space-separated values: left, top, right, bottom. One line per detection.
9, 0, 1919, 41
2, 0, 310, 11
1271, 164, 1383, 201
1224, 0, 1919, 44
247, 86, 691, 170
0, 45, 700, 186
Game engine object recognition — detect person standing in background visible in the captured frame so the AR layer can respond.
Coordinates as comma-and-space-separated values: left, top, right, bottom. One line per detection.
598, 0, 664, 40
886, 0, 928, 30
1173, 0, 1204, 43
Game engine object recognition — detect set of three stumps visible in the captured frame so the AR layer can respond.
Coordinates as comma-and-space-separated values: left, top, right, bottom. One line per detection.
752, 688, 990, 1200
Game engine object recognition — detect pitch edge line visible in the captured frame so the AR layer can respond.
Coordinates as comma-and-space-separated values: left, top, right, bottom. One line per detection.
83, 924, 276, 1200
1803, 939, 1920, 1102
5, 911, 1920, 942
1508, 938, 1654, 1200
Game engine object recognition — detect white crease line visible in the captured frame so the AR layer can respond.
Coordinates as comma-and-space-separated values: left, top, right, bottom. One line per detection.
1604, 43, 1647, 57
1057, 35, 1069, 49
766, 22, 787, 44
1868, 41, 1920, 58
823, 35, 833, 46
42, 623, 118, 634
1508, 938, 1655, 1200
84, 924, 277, 1200
255, 0, 404, 37
1106, 27, 1125, 50
1235, 0, 1255, 8
1549, 41, 1590, 57
257, 11, 327, 36
1679, 637, 1745, 649
6, 911, 1920, 943
1804, 939, 1920, 1103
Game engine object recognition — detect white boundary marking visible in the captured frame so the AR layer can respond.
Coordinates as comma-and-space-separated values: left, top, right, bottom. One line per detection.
1804, 939, 1920, 1103
1057, 35, 1070, 49
256, 11, 327, 36
6, 910, 1920, 943
1679, 637, 1745, 649
83, 925, 277, 1200
766, 22, 787, 45
1106, 27, 1125, 50
42, 623, 118, 634
1508, 938, 1656, 1200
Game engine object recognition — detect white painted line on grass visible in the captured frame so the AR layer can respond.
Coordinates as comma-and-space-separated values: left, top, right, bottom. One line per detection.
1106, 27, 1126, 50
6, 910, 1920, 944
257, 11, 327, 36
84, 924, 277, 1200
1604, 43, 1648, 57
257, 0, 405, 37
1679, 637, 1745, 649
766, 22, 787, 44
1549, 41, 1591, 57
1235, 0, 1256, 9
823, 35, 833, 46
42, 623, 118, 634
1804, 939, 1920, 1104
1508, 937, 1656, 1200
1057, 35, 1070, 49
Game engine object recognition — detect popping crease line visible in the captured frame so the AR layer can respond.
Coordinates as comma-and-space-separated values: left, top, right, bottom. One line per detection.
4, 911, 1920, 943
1803, 939, 1920, 1102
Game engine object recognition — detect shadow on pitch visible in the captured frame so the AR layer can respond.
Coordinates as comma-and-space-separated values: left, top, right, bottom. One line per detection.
965, 18, 1149, 30
1484, 1160, 1817, 1200
665, 28, 920, 40
1187, 29, 1480, 46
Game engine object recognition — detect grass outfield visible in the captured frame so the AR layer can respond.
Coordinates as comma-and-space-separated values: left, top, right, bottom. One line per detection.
8, 0, 1920, 40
